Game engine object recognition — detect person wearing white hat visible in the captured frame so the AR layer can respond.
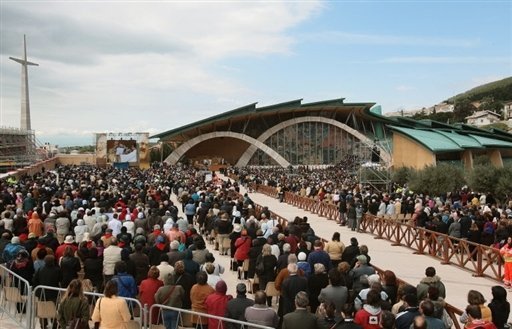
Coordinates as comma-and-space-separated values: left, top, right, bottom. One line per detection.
74, 219, 89, 243
55, 235, 77, 261
123, 214, 135, 237
55, 213, 71, 244
2, 236, 25, 263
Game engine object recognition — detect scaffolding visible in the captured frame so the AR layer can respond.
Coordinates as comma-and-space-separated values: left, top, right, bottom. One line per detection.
0, 127, 38, 172
355, 139, 392, 194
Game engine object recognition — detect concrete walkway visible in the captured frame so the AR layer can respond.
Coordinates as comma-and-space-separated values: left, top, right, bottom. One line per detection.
226, 179, 511, 320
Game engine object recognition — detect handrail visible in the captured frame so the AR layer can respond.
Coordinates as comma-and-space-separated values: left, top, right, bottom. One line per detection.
253, 183, 504, 282
361, 214, 503, 282
0, 263, 33, 328
246, 184, 466, 324
149, 304, 274, 329
31, 285, 146, 329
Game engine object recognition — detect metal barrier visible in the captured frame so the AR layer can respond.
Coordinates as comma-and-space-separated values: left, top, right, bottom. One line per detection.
149, 304, 274, 329
31, 285, 147, 329
0, 264, 33, 328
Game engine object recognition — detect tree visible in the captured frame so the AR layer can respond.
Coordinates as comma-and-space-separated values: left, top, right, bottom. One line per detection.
453, 99, 477, 122
479, 96, 503, 114
392, 167, 412, 186
467, 164, 499, 195
408, 163, 466, 196
495, 166, 512, 203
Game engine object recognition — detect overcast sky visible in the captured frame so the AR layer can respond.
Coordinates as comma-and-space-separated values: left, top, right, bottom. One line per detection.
0, 1, 510, 146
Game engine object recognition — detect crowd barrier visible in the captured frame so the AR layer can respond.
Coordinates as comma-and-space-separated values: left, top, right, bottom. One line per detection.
361, 214, 503, 282
253, 184, 504, 282
31, 285, 146, 329
0, 263, 33, 328
248, 183, 465, 325
149, 304, 273, 329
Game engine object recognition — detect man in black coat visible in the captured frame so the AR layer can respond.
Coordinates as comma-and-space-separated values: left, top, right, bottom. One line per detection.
281, 263, 309, 317
342, 237, 360, 265
225, 283, 254, 329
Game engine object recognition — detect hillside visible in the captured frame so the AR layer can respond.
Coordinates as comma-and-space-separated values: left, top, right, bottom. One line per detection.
447, 76, 512, 103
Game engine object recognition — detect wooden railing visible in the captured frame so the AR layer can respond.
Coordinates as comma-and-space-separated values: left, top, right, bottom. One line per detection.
240, 190, 463, 329
254, 183, 504, 282
362, 214, 503, 282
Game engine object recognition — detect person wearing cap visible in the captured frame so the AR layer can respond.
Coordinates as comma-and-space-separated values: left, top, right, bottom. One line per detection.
149, 235, 170, 266
297, 252, 311, 278
205, 280, 233, 329
122, 214, 135, 237
225, 283, 255, 328
350, 255, 376, 292
9, 248, 33, 284
74, 219, 89, 244
23, 232, 38, 255
55, 235, 78, 261
245, 291, 279, 328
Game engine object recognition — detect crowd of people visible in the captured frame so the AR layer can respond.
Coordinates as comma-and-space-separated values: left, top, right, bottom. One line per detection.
233, 162, 512, 248
0, 163, 510, 329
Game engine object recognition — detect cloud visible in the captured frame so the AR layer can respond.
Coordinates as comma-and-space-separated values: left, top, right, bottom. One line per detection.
0, 1, 322, 143
302, 31, 480, 48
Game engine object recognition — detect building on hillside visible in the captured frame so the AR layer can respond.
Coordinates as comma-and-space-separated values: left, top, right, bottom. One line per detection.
465, 110, 501, 127
433, 102, 454, 113
502, 101, 512, 120
152, 98, 512, 170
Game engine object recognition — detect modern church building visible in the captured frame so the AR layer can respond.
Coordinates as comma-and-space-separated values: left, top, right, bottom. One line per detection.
151, 98, 512, 170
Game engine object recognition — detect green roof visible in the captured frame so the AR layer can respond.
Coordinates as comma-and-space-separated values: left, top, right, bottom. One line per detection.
436, 131, 483, 149
151, 98, 377, 139
390, 126, 462, 152
468, 134, 512, 147
390, 126, 512, 152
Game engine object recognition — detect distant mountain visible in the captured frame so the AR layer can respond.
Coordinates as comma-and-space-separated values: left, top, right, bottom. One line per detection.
447, 76, 512, 103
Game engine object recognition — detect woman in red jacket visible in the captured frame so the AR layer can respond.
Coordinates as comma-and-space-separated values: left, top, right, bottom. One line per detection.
205, 280, 233, 329
139, 266, 164, 325
234, 230, 252, 280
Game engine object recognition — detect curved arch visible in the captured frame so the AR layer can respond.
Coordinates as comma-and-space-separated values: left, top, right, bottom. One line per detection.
236, 116, 391, 167
164, 131, 291, 167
